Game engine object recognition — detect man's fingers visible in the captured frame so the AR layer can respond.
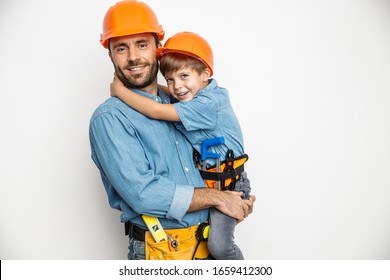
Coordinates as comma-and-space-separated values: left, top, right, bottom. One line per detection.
237, 213, 244, 223
233, 191, 243, 197
243, 202, 249, 218
244, 194, 256, 215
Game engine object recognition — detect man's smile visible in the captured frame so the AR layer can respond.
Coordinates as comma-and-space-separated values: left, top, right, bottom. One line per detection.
126, 65, 146, 74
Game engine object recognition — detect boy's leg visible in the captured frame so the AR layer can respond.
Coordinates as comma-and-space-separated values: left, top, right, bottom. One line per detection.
208, 208, 244, 260
234, 171, 251, 199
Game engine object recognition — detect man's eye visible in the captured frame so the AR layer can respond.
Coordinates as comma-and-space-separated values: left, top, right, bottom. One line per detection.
139, 43, 148, 49
116, 47, 126, 53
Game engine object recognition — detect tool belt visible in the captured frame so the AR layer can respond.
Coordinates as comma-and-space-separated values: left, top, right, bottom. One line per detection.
125, 221, 209, 260
199, 149, 249, 190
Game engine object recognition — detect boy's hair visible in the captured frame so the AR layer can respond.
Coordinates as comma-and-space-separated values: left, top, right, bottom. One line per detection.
160, 53, 207, 77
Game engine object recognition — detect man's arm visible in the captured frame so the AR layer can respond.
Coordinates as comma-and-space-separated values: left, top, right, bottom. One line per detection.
90, 104, 255, 222
188, 188, 256, 222
89, 109, 192, 221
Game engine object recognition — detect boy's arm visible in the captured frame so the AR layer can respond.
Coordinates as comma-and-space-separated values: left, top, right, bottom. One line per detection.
158, 84, 169, 95
110, 76, 180, 122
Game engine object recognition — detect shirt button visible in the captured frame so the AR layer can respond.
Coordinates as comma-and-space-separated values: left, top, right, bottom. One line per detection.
184, 167, 189, 172
175, 141, 179, 145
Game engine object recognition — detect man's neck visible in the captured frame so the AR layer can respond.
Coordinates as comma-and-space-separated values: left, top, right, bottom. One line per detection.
140, 82, 159, 97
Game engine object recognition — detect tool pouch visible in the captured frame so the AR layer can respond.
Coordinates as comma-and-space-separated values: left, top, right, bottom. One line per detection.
144, 224, 209, 260
199, 150, 249, 190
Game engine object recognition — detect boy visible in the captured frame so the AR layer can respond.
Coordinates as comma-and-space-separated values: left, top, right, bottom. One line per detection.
110, 31, 251, 260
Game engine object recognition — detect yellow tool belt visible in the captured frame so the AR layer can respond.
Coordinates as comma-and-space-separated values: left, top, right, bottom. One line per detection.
145, 224, 209, 260
200, 153, 249, 190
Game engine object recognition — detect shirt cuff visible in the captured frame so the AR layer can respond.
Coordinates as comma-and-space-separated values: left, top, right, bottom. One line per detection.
166, 184, 194, 222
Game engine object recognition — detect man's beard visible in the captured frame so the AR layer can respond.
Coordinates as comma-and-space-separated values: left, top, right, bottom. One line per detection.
115, 59, 159, 89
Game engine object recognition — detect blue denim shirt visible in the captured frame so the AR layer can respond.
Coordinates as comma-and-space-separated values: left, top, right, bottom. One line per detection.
174, 79, 245, 167
89, 88, 209, 229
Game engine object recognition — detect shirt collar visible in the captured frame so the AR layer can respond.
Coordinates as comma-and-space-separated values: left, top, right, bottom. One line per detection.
126, 87, 170, 104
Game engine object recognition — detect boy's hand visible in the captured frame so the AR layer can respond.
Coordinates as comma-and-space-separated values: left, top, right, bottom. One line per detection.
110, 73, 124, 97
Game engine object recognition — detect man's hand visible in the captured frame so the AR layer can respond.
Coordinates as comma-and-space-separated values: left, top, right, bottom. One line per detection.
216, 191, 256, 222
189, 188, 256, 222
215, 191, 246, 222
240, 194, 256, 224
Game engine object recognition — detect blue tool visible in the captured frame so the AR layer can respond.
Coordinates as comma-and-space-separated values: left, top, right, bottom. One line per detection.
201, 137, 225, 190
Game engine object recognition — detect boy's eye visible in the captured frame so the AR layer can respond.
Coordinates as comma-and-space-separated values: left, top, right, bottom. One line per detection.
181, 74, 189, 79
165, 78, 173, 84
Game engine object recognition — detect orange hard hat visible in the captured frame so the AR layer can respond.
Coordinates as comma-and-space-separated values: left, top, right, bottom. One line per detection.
100, 0, 165, 48
158, 31, 214, 76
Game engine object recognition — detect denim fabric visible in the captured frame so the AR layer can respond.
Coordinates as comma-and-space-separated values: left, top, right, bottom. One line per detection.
128, 238, 146, 260
208, 208, 244, 260
174, 79, 245, 167
234, 171, 251, 199
89, 88, 209, 229
207, 173, 250, 260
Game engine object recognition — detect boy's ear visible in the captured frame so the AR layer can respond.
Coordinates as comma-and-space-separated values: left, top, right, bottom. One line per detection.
203, 68, 211, 82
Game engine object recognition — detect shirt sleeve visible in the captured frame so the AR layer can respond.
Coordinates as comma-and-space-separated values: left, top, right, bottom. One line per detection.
173, 92, 217, 131
89, 111, 193, 222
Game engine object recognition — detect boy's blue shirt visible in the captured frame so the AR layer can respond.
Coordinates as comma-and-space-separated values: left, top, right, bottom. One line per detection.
174, 78, 245, 166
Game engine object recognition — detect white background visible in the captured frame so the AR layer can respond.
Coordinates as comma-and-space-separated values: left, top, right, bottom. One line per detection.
1, 0, 390, 260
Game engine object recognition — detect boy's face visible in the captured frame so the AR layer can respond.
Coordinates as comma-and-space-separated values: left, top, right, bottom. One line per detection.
164, 67, 210, 102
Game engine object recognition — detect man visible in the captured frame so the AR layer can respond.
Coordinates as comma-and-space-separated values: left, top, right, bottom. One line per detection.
89, 0, 255, 260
